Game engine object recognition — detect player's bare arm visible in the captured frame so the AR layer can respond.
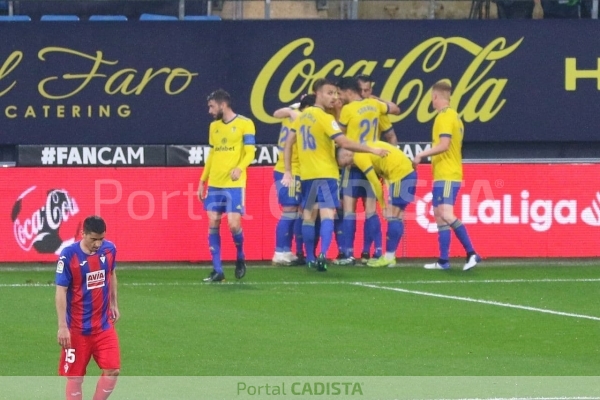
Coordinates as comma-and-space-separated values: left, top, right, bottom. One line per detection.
281, 128, 297, 187
197, 180, 207, 202
273, 107, 300, 121
413, 136, 451, 168
371, 96, 401, 116
110, 270, 120, 323
230, 168, 242, 181
382, 129, 398, 145
334, 135, 390, 157
198, 146, 213, 201
55, 285, 71, 349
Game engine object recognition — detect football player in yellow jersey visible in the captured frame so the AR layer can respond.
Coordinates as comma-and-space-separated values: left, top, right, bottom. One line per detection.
337, 141, 417, 268
413, 81, 481, 271
281, 79, 389, 272
335, 76, 400, 266
197, 89, 256, 282
271, 94, 316, 266
356, 74, 399, 145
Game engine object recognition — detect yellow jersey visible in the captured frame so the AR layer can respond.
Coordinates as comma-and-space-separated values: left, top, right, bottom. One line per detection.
431, 107, 463, 182
201, 114, 256, 188
353, 141, 414, 206
294, 106, 342, 181
274, 117, 300, 176
338, 98, 389, 143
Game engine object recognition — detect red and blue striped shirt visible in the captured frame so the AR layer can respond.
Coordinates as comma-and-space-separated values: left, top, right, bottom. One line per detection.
55, 240, 117, 336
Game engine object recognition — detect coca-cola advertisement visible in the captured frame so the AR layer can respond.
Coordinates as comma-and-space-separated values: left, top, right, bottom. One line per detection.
0, 165, 599, 262
11, 186, 82, 256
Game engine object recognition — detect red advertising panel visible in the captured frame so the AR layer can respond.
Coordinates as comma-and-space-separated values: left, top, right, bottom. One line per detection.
2, 164, 599, 262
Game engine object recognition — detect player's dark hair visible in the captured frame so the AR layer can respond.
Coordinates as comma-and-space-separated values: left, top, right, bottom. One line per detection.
312, 78, 335, 93
355, 74, 373, 84
83, 216, 106, 234
336, 76, 361, 94
207, 89, 232, 107
299, 94, 316, 110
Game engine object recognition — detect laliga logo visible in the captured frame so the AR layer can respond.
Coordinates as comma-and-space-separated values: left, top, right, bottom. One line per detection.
416, 190, 600, 232
416, 192, 437, 233
11, 186, 80, 254
581, 192, 600, 227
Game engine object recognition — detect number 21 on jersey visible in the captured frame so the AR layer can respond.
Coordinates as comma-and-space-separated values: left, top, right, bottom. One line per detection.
359, 118, 378, 143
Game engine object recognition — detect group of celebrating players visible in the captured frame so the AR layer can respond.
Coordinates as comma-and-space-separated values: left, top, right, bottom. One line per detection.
52, 76, 484, 400
197, 75, 482, 282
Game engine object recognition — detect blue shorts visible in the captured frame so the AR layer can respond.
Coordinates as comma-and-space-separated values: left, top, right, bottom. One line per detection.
341, 166, 375, 199
432, 180, 461, 207
301, 178, 340, 210
204, 187, 245, 214
273, 171, 301, 207
388, 171, 418, 210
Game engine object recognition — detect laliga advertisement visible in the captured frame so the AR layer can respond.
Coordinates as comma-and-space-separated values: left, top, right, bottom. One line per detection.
1, 164, 600, 262
0, 21, 600, 145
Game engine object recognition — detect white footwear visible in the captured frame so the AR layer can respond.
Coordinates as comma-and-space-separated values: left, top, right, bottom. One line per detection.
424, 261, 450, 270
463, 254, 481, 271
283, 252, 298, 262
272, 252, 291, 265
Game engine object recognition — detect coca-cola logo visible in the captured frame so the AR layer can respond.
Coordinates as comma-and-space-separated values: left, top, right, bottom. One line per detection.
12, 186, 81, 254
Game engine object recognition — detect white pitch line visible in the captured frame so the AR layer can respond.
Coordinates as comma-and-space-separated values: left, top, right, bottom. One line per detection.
355, 283, 600, 322
2, 277, 600, 289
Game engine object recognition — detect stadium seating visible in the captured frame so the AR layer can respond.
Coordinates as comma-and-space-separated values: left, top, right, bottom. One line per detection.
183, 15, 221, 20
0, 15, 31, 21
140, 13, 178, 20
89, 15, 128, 21
41, 15, 80, 21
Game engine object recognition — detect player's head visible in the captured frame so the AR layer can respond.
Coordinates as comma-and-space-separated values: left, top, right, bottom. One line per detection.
299, 94, 316, 111
312, 78, 338, 109
336, 76, 361, 105
82, 215, 106, 254
207, 89, 232, 120
431, 80, 452, 110
336, 147, 354, 168
356, 74, 373, 99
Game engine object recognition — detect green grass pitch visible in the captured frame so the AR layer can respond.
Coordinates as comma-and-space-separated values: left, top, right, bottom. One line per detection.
1, 260, 600, 377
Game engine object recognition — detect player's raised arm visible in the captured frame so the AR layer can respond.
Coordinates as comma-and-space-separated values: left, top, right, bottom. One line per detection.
273, 107, 300, 121
376, 98, 400, 116
281, 126, 297, 187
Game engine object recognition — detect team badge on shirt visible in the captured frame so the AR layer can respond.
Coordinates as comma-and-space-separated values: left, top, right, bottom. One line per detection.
100, 254, 106, 264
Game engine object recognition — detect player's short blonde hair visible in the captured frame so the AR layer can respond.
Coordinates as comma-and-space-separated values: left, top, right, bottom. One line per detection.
431, 80, 452, 96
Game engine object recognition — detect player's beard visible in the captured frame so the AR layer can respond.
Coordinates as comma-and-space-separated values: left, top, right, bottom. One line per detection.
215, 107, 224, 120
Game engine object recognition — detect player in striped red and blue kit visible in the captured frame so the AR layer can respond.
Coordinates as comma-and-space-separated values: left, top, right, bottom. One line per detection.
55, 215, 120, 400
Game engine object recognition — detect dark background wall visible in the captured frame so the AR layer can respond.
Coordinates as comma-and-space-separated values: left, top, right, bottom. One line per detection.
0, 20, 599, 160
